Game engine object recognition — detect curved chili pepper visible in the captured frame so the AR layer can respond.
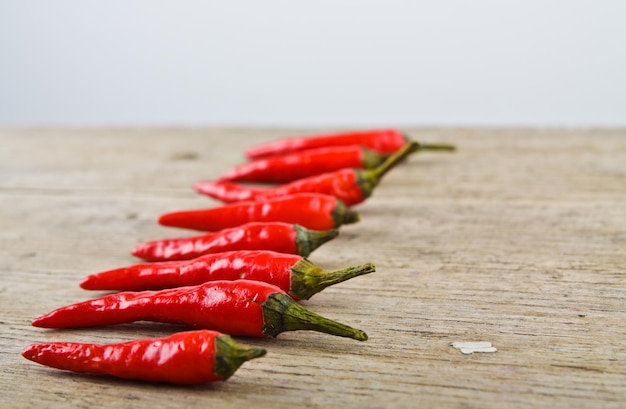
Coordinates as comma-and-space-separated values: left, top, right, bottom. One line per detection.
219, 146, 388, 183
80, 249, 375, 300
195, 141, 418, 206
246, 128, 407, 158
31, 280, 368, 341
131, 222, 338, 262
22, 330, 266, 385
158, 193, 358, 232
245, 128, 455, 159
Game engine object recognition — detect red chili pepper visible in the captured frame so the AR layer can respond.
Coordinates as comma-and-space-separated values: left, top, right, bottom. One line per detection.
80, 250, 375, 300
245, 128, 455, 159
158, 193, 358, 232
195, 141, 418, 206
245, 129, 408, 158
22, 330, 265, 385
31, 280, 368, 341
131, 222, 338, 262
220, 145, 388, 183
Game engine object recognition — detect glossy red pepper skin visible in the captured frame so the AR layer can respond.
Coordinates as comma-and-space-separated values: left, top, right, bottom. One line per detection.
32, 280, 270, 334
80, 250, 376, 300
195, 142, 420, 206
245, 129, 407, 159
131, 222, 339, 262
220, 145, 387, 183
195, 170, 365, 206
82, 250, 297, 293
31, 280, 368, 341
22, 330, 266, 385
158, 193, 359, 232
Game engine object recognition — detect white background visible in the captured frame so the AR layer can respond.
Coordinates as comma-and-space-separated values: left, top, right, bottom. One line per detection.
1, 0, 625, 127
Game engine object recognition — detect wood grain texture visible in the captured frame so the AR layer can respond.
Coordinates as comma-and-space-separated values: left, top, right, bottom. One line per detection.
1, 128, 624, 408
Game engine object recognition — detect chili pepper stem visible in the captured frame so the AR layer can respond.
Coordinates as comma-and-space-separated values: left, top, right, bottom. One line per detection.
354, 141, 420, 199
371, 141, 420, 181
290, 261, 376, 300
411, 142, 456, 152
261, 293, 368, 341
332, 200, 360, 227
214, 335, 267, 381
361, 147, 388, 169
295, 225, 340, 257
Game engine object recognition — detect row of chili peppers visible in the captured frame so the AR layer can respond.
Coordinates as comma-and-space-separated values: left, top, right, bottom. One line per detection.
22, 128, 455, 385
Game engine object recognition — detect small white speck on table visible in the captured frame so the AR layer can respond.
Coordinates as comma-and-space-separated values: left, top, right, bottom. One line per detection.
452, 341, 498, 354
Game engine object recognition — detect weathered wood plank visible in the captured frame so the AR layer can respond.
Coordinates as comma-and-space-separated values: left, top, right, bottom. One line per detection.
1, 128, 624, 408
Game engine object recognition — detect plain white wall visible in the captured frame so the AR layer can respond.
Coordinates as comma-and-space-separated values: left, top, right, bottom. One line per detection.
1, 0, 625, 127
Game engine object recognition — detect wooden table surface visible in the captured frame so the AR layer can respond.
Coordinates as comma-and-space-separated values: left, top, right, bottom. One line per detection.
1, 128, 624, 408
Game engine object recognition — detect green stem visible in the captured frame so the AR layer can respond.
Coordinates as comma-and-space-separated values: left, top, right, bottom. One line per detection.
262, 293, 368, 341
411, 142, 456, 152
371, 141, 420, 180
355, 141, 420, 198
213, 335, 267, 381
294, 225, 340, 257
290, 260, 375, 300
331, 199, 360, 227
363, 142, 455, 170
